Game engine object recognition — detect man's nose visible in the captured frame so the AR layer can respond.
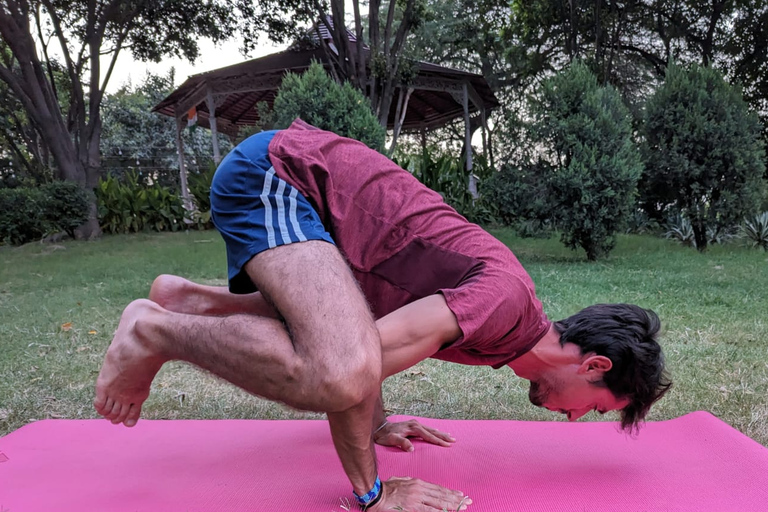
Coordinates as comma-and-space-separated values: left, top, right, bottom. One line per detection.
567, 409, 590, 422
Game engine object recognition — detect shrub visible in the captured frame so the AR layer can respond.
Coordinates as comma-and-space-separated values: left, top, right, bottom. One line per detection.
272, 61, 386, 152
642, 63, 766, 251
0, 187, 48, 245
96, 172, 185, 234
664, 215, 696, 247
0, 181, 90, 245
529, 60, 642, 260
187, 163, 216, 230
482, 161, 551, 226
396, 148, 497, 224
740, 212, 768, 250
665, 214, 737, 248
40, 181, 91, 238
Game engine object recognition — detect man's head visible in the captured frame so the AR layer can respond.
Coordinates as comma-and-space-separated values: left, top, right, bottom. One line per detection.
528, 304, 671, 432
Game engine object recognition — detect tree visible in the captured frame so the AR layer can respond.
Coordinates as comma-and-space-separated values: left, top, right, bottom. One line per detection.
642, 63, 766, 251
272, 62, 386, 151
308, 0, 425, 129
0, 0, 311, 238
100, 70, 230, 185
531, 61, 642, 260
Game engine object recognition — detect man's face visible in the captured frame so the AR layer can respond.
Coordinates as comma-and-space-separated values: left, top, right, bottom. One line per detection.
527, 362, 630, 422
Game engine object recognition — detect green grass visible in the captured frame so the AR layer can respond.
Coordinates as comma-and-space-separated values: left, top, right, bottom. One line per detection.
1, 229, 767, 447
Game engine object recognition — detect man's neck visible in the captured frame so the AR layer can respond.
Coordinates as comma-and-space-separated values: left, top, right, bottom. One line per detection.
508, 324, 577, 379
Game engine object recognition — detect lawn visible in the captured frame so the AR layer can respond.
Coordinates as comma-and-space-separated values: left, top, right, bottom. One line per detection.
1, 228, 766, 447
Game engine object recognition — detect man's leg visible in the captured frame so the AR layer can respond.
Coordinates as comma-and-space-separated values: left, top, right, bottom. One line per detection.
95, 240, 381, 421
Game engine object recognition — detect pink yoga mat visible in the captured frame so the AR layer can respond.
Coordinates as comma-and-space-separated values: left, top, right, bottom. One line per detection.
1, 412, 766, 511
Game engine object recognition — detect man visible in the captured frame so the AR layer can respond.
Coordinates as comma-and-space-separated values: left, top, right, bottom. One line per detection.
94, 119, 670, 511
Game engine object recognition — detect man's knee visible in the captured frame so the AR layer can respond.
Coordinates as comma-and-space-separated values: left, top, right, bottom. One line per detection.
313, 337, 382, 412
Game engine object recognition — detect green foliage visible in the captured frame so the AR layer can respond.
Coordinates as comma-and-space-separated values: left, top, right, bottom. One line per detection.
530, 61, 642, 260
664, 214, 737, 249
96, 172, 185, 234
740, 212, 768, 250
187, 162, 217, 229
396, 147, 497, 225
0, 187, 48, 245
41, 181, 91, 238
101, 71, 230, 185
482, 161, 550, 226
642, 63, 766, 251
271, 62, 386, 151
0, 181, 90, 245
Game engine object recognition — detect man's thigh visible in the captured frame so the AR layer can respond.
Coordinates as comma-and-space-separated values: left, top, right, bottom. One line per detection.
244, 240, 379, 362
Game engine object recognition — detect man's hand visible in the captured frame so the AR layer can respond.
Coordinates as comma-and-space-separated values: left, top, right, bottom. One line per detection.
374, 419, 456, 452
370, 477, 471, 511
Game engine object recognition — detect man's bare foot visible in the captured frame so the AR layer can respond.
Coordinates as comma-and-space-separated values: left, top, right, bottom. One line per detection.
94, 299, 168, 427
149, 274, 200, 314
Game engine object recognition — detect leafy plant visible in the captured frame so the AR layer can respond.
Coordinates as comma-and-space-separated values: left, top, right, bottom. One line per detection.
96, 172, 185, 234
0, 181, 90, 245
188, 165, 214, 211
397, 147, 497, 224
740, 212, 768, 250
664, 215, 696, 247
625, 210, 660, 235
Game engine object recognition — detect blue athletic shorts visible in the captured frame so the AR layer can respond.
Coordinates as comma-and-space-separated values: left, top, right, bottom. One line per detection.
210, 130, 335, 294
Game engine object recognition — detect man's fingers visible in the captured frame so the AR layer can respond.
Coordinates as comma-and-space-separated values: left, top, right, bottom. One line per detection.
377, 477, 471, 512
397, 436, 414, 452
410, 425, 453, 447
425, 426, 456, 443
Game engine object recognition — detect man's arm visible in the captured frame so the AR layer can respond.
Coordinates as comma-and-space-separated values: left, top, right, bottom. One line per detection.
358, 294, 470, 511
371, 295, 461, 452
377, 293, 462, 378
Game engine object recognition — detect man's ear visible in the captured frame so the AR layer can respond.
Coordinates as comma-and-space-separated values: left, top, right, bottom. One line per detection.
578, 355, 613, 375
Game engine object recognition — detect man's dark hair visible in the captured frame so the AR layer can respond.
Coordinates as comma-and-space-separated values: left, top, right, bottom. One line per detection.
554, 304, 672, 433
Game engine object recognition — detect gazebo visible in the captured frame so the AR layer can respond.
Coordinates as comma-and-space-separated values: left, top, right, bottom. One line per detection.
153, 18, 499, 205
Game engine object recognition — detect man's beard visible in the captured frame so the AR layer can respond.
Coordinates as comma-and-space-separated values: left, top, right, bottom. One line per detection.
528, 378, 554, 407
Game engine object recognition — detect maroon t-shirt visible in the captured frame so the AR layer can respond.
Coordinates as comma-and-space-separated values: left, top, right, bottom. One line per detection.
268, 120, 550, 368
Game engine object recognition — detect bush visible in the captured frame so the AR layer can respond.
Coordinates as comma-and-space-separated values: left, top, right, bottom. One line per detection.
0, 187, 48, 245
396, 148, 497, 224
41, 181, 91, 238
187, 163, 216, 230
0, 181, 90, 245
665, 214, 737, 248
482, 161, 551, 226
740, 212, 768, 250
96, 172, 185, 234
529, 61, 642, 260
272, 61, 386, 152
642, 63, 766, 251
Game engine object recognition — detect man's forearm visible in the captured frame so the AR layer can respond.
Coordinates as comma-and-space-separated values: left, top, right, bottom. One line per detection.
372, 388, 387, 432
327, 391, 380, 496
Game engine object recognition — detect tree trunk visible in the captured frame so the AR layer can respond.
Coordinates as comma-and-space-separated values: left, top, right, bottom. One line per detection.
0, 3, 102, 239
692, 221, 708, 252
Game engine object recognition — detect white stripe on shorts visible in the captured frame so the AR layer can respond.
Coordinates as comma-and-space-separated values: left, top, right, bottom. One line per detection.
260, 167, 277, 248
288, 188, 308, 242
274, 178, 292, 245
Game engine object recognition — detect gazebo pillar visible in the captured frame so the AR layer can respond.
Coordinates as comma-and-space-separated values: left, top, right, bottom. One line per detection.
174, 115, 194, 213
206, 88, 222, 165
462, 82, 478, 199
